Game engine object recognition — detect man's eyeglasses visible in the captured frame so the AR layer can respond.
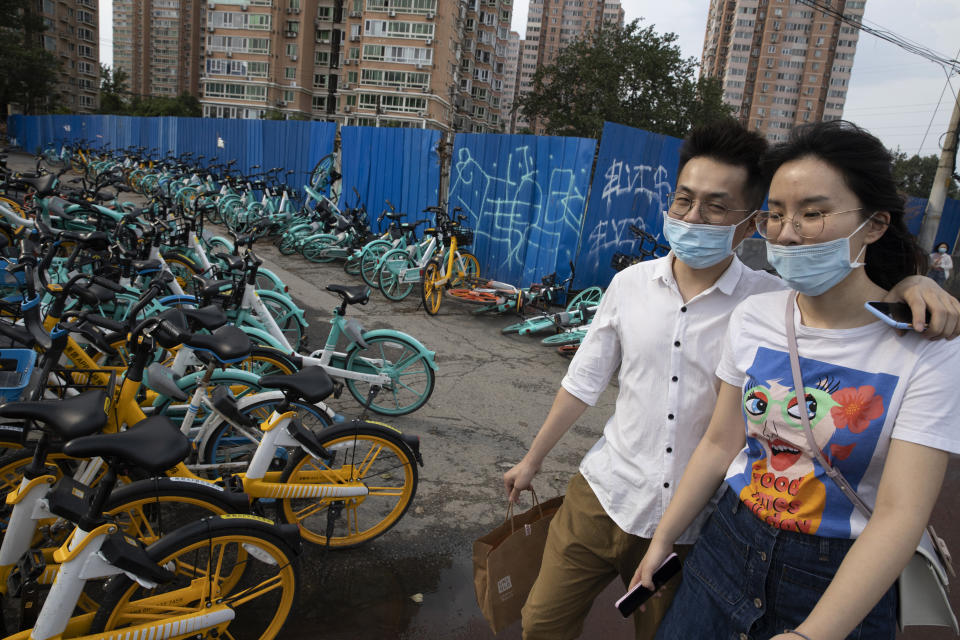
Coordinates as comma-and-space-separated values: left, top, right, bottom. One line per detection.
666, 192, 753, 225
755, 208, 866, 240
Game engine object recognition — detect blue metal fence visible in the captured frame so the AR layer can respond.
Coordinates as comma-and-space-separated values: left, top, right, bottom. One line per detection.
448, 133, 596, 286
339, 126, 441, 231
575, 122, 682, 288
9, 115, 960, 288
8, 115, 336, 189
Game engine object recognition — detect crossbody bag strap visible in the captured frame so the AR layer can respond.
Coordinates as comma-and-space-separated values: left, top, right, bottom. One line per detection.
785, 293, 954, 577
784, 292, 874, 519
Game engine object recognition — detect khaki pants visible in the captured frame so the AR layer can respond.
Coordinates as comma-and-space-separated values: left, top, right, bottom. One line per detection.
521, 473, 690, 640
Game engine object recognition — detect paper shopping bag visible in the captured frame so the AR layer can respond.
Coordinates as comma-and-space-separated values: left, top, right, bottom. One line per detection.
472, 492, 564, 634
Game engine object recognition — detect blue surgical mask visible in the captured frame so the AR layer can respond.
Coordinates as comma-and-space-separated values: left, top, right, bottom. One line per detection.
661, 211, 755, 269
765, 216, 873, 296
938, 246, 948, 254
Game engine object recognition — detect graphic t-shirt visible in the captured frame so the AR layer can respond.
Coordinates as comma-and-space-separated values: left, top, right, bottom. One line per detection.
716, 290, 960, 539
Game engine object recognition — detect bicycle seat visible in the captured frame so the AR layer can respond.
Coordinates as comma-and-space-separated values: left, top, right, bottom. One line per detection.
194, 276, 233, 299
19, 174, 56, 197
60, 230, 110, 250
62, 415, 189, 473
70, 281, 116, 306
182, 305, 228, 331
260, 366, 334, 404
326, 284, 369, 305
187, 325, 252, 364
0, 321, 37, 348
131, 258, 161, 272
213, 252, 245, 272
0, 389, 108, 440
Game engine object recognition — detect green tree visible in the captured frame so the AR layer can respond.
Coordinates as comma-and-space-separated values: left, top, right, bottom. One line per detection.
517, 19, 731, 139
0, 0, 61, 116
890, 149, 960, 199
98, 64, 130, 114
126, 93, 201, 118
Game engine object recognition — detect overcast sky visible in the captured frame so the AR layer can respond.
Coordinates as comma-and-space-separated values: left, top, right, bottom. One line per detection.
510, 0, 960, 158
99, 0, 959, 158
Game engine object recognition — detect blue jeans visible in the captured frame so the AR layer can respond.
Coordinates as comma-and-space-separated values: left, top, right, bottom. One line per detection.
656, 486, 897, 640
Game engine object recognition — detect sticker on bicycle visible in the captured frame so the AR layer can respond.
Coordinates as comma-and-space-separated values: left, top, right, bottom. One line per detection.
219, 514, 276, 524
170, 477, 225, 491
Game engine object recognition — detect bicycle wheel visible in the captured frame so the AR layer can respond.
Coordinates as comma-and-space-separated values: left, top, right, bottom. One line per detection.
566, 286, 603, 311
451, 251, 480, 287
343, 252, 361, 276
420, 260, 442, 316
277, 424, 418, 548
239, 346, 300, 378
104, 478, 242, 546
200, 397, 332, 473
310, 153, 335, 190
301, 235, 338, 263
377, 250, 417, 301
277, 233, 299, 255
163, 251, 200, 295
360, 240, 392, 289
343, 335, 435, 416
92, 516, 300, 640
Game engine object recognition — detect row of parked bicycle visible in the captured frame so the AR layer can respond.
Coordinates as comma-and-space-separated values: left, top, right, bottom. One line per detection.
0, 146, 431, 639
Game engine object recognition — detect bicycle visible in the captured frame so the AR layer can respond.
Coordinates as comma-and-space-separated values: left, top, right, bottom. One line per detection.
418, 207, 480, 315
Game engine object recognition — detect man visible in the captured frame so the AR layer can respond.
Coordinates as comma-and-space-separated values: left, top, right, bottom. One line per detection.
503, 119, 960, 640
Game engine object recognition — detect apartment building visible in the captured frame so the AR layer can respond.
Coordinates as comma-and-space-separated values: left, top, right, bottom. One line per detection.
702, 0, 865, 142
517, 0, 624, 133
198, 0, 512, 132
35, 0, 100, 112
513, 38, 536, 132
114, 0, 203, 98
501, 30, 520, 130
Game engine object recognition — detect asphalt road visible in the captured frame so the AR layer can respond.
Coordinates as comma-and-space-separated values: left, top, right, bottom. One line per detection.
5, 150, 957, 639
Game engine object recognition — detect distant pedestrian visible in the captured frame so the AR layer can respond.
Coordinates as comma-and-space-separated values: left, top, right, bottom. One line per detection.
928, 242, 953, 286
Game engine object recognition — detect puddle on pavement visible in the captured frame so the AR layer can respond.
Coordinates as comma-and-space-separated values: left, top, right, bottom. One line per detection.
285, 542, 501, 640
282, 539, 633, 639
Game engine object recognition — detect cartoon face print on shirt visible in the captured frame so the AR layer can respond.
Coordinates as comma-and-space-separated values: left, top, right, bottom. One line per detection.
727, 347, 899, 537
743, 378, 840, 481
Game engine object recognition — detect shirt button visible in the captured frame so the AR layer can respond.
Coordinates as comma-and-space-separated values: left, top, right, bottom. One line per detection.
671, 376, 678, 382
680, 306, 687, 312
663, 482, 670, 488
666, 447, 673, 453
760, 551, 767, 561
739, 635, 749, 640
674, 340, 681, 347
667, 413, 674, 420
753, 597, 763, 609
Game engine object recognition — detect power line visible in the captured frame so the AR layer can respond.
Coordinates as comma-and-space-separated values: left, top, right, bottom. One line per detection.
795, 0, 960, 75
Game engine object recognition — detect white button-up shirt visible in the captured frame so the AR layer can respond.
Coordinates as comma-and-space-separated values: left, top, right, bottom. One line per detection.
562, 254, 783, 543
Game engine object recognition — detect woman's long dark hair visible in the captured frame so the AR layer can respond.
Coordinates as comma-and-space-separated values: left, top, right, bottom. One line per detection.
761, 120, 928, 289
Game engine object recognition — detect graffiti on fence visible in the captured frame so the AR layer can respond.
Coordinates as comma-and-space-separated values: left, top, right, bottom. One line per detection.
581, 157, 673, 268
449, 143, 590, 281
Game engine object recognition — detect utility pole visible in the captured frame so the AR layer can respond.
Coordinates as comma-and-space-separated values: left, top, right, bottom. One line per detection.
917, 90, 960, 252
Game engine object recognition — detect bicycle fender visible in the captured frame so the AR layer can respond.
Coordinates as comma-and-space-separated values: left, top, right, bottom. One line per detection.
257, 289, 307, 326
353, 329, 438, 371
206, 234, 235, 253
343, 317, 368, 348
255, 267, 285, 292
158, 294, 199, 307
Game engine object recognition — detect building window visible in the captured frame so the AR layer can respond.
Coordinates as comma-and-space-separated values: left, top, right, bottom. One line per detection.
285, 67, 297, 79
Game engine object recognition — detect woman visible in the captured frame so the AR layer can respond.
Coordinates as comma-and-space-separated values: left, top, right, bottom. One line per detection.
928, 241, 952, 285
631, 120, 960, 640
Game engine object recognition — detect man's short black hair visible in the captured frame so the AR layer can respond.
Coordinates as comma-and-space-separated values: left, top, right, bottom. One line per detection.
677, 119, 769, 209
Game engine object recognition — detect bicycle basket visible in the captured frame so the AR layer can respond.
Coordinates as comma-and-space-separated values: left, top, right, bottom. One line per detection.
44, 368, 118, 404
455, 228, 474, 247
0, 349, 36, 402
